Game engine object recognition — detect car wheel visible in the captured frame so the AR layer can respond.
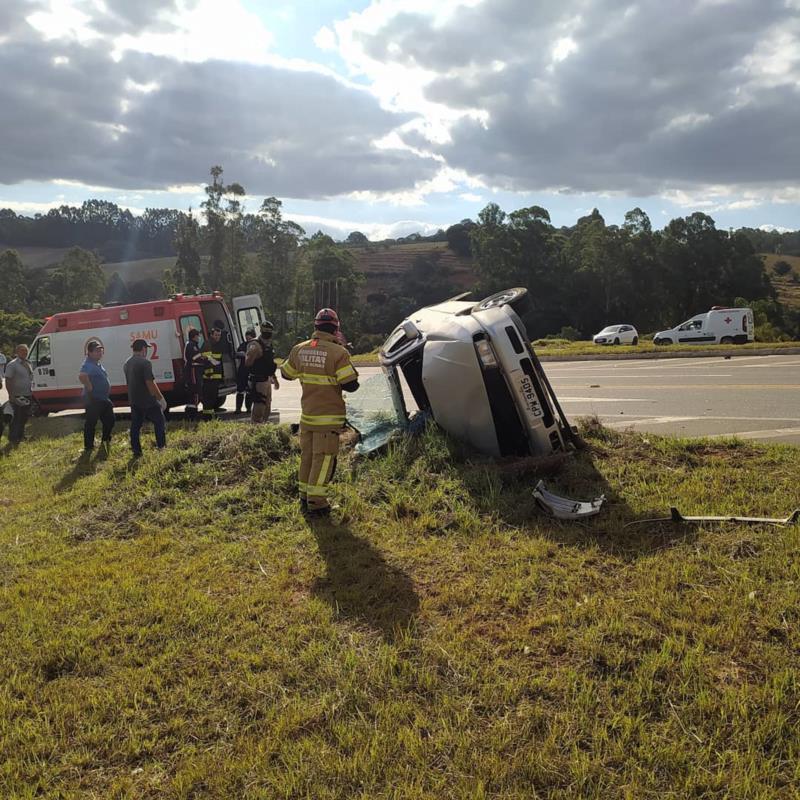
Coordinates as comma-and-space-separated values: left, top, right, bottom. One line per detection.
656, 337, 672, 346
720, 336, 734, 345
473, 287, 531, 316
632, 336, 639, 346
613, 337, 620, 345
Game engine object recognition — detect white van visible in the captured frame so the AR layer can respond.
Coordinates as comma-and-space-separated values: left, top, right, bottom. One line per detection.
653, 307, 754, 346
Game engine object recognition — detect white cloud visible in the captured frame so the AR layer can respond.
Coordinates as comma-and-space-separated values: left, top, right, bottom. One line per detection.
111, 0, 274, 64
758, 223, 791, 232
27, 0, 99, 43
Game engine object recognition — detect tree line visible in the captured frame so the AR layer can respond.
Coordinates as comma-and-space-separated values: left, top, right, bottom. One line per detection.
1, 166, 799, 351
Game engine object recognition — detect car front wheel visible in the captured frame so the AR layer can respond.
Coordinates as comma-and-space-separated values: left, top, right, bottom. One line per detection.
613, 337, 620, 345
655, 337, 672, 346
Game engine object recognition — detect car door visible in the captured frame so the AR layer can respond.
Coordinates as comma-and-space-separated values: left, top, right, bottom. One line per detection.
29, 335, 57, 391
676, 316, 709, 344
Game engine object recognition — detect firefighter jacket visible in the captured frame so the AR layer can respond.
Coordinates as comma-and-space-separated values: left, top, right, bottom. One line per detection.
201, 342, 224, 381
281, 331, 358, 431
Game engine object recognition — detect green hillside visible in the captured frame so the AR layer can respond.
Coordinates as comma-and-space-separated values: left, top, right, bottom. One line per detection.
761, 253, 800, 311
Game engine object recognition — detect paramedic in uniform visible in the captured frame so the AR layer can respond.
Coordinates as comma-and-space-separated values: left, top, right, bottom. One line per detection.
244, 321, 279, 423
280, 308, 359, 516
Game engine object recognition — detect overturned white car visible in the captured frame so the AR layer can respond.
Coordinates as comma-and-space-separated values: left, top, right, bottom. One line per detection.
378, 288, 577, 457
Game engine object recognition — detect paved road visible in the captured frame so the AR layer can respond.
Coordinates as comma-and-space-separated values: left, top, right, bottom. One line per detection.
259, 354, 800, 444
5, 354, 800, 444
546, 354, 800, 445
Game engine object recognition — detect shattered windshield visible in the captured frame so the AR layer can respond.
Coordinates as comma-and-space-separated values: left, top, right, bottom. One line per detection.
346, 369, 409, 454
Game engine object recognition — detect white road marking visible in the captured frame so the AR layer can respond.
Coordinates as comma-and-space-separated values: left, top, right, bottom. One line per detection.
559, 396, 652, 402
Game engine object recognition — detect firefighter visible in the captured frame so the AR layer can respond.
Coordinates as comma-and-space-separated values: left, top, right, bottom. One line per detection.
200, 324, 225, 419
244, 321, 279, 423
281, 308, 359, 516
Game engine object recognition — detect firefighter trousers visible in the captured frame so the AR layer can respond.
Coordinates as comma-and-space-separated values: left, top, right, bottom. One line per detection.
298, 429, 339, 510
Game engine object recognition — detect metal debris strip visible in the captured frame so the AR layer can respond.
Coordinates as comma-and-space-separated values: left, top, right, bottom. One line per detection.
669, 507, 800, 526
533, 480, 605, 519
624, 507, 800, 528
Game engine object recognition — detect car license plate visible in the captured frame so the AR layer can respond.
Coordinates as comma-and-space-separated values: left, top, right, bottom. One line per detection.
518, 374, 543, 420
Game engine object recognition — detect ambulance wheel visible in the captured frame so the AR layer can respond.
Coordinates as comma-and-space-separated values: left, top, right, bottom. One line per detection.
473, 287, 531, 316
632, 336, 639, 346
30, 398, 48, 417
720, 336, 734, 345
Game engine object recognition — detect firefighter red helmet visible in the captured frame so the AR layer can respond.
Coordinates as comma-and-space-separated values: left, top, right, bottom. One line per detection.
314, 307, 340, 327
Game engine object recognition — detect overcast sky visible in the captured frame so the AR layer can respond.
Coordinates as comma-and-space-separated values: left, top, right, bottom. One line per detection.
2, 0, 799, 239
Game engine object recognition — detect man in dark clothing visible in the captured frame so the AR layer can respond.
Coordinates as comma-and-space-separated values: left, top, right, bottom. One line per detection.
183, 328, 206, 421
245, 321, 279, 423
235, 328, 256, 414
124, 339, 167, 456
78, 340, 115, 455
200, 325, 225, 419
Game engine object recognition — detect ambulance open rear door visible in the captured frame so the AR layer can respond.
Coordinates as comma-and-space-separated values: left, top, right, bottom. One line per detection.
231, 294, 264, 340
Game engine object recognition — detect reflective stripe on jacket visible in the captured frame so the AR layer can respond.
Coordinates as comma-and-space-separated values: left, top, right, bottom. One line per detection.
201, 347, 223, 380
281, 331, 358, 430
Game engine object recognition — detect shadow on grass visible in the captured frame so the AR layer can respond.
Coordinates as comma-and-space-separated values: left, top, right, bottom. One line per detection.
309, 518, 419, 643
441, 429, 697, 558
53, 450, 105, 493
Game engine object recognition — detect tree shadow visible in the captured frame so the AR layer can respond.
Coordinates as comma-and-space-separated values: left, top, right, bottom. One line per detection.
308, 518, 419, 643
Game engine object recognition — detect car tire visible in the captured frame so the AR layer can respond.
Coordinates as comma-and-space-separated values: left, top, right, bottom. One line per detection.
473, 287, 531, 317
656, 337, 672, 346
613, 337, 620, 345
632, 336, 639, 346
720, 336, 734, 345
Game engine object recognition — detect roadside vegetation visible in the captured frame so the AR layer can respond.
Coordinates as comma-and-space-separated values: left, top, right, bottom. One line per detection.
1, 420, 798, 798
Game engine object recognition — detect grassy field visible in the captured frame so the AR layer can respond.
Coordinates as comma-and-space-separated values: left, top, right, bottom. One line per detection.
1, 420, 799, 798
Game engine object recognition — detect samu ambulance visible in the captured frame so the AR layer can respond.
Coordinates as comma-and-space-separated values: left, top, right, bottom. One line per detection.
27, 292, 264, 415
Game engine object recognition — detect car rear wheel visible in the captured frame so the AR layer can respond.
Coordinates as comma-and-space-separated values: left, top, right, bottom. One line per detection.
720, 336, 734, 345
473, 287, 531, 317
632, 336, 639, 346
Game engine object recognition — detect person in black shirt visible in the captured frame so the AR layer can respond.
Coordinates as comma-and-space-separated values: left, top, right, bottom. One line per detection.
183, 328, 207, 421
235, 328, 256, 413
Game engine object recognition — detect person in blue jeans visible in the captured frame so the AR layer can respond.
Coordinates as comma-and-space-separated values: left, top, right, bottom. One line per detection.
78, 340, 115, 455
123, 339, 167, 457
